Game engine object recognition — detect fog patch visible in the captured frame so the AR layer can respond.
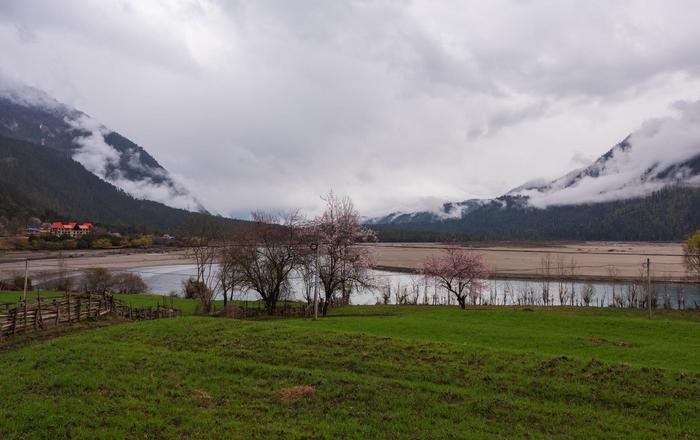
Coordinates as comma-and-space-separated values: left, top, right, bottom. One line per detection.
517, 100, 700, 208
67, 114, 202, 211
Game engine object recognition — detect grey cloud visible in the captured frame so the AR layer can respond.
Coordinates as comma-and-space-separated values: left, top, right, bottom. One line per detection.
1, 0, 700, 217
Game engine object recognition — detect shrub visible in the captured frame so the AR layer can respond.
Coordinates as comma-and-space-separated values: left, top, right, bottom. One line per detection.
129, 235, 154, 248
112, 272, 148, 294
82, 267, 113, 292
182, 278, 214, 314
91, 238, 112, 249
182, 278, 209, 299
11, 238, 30, 250
0, 274, 32, 291
42, 241, 64, 251
581, 283, 596, 307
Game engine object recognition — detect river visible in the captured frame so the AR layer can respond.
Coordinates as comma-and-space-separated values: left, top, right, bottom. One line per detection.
128, 264, 700, 309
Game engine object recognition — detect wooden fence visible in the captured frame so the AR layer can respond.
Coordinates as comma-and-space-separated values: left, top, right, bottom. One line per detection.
0, 293, 180, 338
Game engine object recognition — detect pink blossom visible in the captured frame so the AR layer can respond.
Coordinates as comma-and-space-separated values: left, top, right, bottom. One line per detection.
421, 247, 488, 309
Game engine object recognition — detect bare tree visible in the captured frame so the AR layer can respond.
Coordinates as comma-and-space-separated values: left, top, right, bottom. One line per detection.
581, 282, 595, 306
296, 254, 316, 305
423, 278, 430, 305
234, 211, 304, 314
409, 275, 422, 305
395, 281, 409, 305
677, 284, 686, 310
608, 266, 623, 307
82, 267, 113, 293
662, 276, 672, 310
381, 281, 391, 305
555, 256, 568, 306
502, 280, 514, 305
539, 254, 553, 305
569, 257, 578, 306
183, 216, 223, 311
217, 243, 247, 309
626, 280, 640, 308
518, 282, 536, 305
422, 247, 488, 309
112, 272, 148, 294
312, 192, 377, 316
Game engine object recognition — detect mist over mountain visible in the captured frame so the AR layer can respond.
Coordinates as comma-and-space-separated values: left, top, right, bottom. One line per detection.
372, 102, 700, 224
0, 76, 204, 212
511, 101, 700, 208
369, 103, 700, 240
0, 134, 241, 233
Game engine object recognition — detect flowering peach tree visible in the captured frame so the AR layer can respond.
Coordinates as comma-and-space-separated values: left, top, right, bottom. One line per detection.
312, 192, 376, 315
422, 247, 488, 309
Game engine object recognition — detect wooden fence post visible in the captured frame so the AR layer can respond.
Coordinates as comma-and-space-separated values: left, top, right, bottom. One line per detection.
22, 300, 28, 334
34, 296, 41, 330
11, 307, 17, 335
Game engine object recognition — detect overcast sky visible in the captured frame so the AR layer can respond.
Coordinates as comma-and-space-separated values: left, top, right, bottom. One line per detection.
2, 0, 700, 217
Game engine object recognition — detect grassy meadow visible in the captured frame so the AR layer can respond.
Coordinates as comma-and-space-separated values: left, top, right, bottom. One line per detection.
0, 294, 699, 439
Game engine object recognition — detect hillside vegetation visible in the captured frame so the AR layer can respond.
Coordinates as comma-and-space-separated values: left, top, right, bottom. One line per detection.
0, 135, 243, 233
373, 186, 700, 241
0, 305, 698, 439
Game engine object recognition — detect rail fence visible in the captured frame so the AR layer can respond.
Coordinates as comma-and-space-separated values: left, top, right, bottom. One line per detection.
0, 293, 180, 338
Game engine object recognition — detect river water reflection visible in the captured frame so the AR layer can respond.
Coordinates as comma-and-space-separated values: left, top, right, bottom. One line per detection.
131, 265, 700, 309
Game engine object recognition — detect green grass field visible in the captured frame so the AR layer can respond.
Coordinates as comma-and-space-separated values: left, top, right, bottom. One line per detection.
0, 297, 699, 439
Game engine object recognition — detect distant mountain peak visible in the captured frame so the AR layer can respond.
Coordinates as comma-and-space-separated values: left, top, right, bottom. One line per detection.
511, 130, 700, 208
371, 101, 700, 226
0, 78, 205, 212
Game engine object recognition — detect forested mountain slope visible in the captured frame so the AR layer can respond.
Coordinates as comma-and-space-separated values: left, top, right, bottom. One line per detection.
0, 135, 240, 233
371, 187, 700, 241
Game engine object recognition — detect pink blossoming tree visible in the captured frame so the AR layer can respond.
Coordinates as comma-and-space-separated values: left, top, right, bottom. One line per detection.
422, 247, 488, 309
312, 192, 376, 315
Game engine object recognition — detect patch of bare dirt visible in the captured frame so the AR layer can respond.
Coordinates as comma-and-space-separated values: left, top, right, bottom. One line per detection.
590, 337, 638, 348
193, 389, 213, 400
276, 385, 316, 401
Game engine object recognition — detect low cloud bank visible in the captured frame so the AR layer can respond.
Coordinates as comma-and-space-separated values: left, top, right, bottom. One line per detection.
67, 114, 203, 212
516, 100, 700, 208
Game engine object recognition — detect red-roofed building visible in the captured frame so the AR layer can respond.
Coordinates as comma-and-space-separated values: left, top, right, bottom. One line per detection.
49, 222, 94, 237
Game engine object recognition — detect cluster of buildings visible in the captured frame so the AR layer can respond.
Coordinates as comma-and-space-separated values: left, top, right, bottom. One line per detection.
24, 222, 94, 238
49, 222, 94, 237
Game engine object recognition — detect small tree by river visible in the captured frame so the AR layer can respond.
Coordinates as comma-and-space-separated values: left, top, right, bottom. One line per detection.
422, 248, 488, 310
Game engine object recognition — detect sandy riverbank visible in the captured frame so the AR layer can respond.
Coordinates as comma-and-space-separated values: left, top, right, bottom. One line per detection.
0, 248, 193, 277
0, 241, 692, 282
363, 241, 691, 282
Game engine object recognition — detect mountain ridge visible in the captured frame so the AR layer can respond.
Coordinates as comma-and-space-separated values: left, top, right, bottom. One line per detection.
370, 131, 700, 228
369, 103, 700, 241
0, 79, 204, 212
0, 134, 240, 233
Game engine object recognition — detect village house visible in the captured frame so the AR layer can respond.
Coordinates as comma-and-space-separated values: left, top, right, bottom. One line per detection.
49, 222, 94, 238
